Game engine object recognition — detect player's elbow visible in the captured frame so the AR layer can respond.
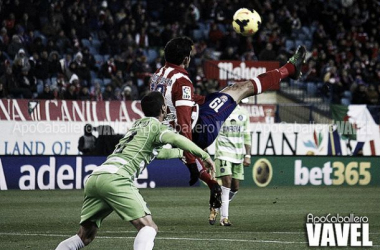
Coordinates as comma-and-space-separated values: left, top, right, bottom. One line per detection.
169, 137, 181, 147
171, 136, 190, 150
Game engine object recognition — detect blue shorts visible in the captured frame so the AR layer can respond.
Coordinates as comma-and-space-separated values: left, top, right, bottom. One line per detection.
192, 92, 237, 149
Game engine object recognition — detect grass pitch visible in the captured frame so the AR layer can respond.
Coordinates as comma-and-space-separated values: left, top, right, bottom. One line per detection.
0, 186, 379, 249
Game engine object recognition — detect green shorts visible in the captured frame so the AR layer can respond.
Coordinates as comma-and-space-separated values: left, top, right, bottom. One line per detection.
215, 159, 244, 180
80, 173, 151, 228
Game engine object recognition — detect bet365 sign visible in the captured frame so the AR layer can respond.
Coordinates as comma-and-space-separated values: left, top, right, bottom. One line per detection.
295, 159, 373, 186
246, 156, 379, 188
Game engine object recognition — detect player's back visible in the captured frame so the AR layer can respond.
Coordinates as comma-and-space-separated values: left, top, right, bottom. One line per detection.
150, 63, 194, 120
101, 117, 167, 177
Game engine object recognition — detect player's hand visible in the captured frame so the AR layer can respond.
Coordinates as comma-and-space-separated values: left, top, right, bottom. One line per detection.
181, 155, 187, 164
203, 157, 215, 172
203, 157, 216, 176
243, 156, 251, 167
186, 163, 199, 186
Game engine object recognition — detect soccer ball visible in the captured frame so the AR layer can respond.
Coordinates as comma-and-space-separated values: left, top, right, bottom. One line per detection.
232, 8, 261, 36
255, 161, 270, 184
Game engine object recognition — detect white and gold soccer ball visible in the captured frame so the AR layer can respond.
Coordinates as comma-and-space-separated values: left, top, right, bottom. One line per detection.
232, 8, 261, 36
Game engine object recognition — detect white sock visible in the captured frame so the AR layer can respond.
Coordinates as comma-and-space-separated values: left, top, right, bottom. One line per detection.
134, 226, 157, 250
220, 186, 231, 221
56, 235, 85, 250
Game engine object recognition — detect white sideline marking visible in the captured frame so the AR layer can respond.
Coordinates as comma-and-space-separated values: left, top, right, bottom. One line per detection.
1, 232, 379, 246
0, 232, 306, 244
100, 230, 380, 235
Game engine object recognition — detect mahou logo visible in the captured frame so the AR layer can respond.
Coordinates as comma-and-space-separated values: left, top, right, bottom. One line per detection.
217, 62, 266, 80
306, 213, 372, 247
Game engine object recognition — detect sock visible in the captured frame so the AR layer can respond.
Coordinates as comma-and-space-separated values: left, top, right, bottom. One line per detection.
220, 186, 231, 221
278, 63, 296, 79
134, 226, 157, 250
229, 190, 238, 202
56, 235, 85, 250
196, 158, 218, 189
251, 69, 281, 94
199, 169, 218, 189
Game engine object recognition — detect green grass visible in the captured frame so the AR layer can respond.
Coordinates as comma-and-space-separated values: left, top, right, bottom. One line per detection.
0, 187, 379, 249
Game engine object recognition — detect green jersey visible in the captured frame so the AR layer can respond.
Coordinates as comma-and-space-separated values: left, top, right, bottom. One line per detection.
215, 105, 251, 163
93, 117, 210, 177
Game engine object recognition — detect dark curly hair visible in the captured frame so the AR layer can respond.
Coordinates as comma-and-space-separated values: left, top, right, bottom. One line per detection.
141, 91, 165, 117
164, 36, 194, 65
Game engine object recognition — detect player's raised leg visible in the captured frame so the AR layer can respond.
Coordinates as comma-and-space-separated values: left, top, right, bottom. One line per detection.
192, 45, 306, 151
221, 45, 307, 103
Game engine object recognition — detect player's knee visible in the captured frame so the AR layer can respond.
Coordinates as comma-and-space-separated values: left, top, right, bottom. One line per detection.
145, 220, 159, 233
221, 177, 232, 187
232, 81, 253, 92
152, 224, 158, 233
149, 220, 158, 232
222, 81, 254, 102
77, 231, 95, 246
78, 221, 97, 246
82, 236, 94, 246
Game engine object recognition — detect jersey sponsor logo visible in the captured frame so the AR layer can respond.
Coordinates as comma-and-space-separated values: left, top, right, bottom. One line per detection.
222, 125, 242, 133
150, 74, 173, 94
182, 86, 191, 100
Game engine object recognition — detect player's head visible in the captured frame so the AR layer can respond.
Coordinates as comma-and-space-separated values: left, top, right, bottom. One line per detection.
141, 91, 167, 119
164, 36, 194, 68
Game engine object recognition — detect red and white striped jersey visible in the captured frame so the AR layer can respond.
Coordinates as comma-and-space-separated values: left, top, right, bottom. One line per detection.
150, 63, 205, 163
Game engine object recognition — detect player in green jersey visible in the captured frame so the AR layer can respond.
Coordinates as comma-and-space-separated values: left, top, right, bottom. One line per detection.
56, 92, 214, 250
209, 104, 251, 226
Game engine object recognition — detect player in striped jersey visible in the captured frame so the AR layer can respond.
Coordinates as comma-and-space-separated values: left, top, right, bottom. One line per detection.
56, 92, 215, 250
150, 37, 306, 209
209, 105, 251, 226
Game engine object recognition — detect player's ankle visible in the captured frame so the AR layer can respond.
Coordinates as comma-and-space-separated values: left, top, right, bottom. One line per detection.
279, 63, 296, 79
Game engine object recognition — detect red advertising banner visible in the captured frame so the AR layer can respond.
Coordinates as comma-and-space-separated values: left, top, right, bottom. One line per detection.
0, 99, 275, 123
242, 104, 276, 123
203, 61, 280, 88
0, 99, 144, 122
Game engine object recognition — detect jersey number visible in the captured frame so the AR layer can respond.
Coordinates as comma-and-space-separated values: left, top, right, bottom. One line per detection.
154, 84, 167, 95
113, 131, 137, 153
209, 98, 224, 113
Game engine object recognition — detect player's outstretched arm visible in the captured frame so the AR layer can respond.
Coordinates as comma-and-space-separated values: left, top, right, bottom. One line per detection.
160, 131, 211, 162
156, 148, 184, 159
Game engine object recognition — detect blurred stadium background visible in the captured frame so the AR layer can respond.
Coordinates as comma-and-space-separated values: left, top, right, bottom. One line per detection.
0, 0, 379, 249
